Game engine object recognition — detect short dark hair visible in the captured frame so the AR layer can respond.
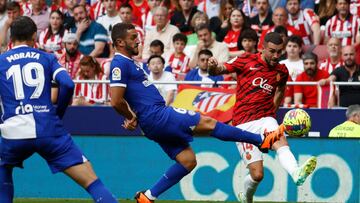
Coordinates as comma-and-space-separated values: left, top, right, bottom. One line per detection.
120, 3, 133, 10
198, 49, 213, 57
286, 0, 300, 3
287, 35, 303, 47
195, 23, 210, 33
237, 28, 258, 50
150, 40, 164, 52
172, 33, 187, 44
7, 1, 20, 11
148, 55, 165, 65
111, 23, 135, 44
264, 32, 284, 45
274, 25, 288, 37
73, 4, 86, 12
302, 52, 318, 63
10, 16, 37, 42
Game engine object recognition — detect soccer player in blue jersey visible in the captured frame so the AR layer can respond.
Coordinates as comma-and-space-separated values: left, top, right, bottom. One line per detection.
109, 23, 285, 203
0, 16, 118, 203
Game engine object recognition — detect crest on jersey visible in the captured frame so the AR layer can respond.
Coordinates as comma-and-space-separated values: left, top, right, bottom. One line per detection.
112, 67, 121, 80
276, 73, 281, 82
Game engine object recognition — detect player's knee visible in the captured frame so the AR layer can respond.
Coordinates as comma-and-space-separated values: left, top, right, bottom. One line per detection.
179, 158, 197, 171
196, 116, 217, 132
251, 172, 264, 182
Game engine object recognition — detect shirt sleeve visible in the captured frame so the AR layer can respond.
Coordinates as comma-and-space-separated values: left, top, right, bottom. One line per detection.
94, 23, 109, 43
109, 59, 129, 87
50, 54, 66, 81
223, 54, 247, 73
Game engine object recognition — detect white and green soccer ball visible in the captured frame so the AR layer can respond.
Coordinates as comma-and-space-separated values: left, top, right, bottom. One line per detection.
282, 109, 311, 137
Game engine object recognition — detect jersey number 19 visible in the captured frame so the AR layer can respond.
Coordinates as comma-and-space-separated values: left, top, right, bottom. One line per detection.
6, 62, 45, 100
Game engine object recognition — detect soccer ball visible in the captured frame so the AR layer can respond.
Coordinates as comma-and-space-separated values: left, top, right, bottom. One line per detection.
282, 109, 311, 137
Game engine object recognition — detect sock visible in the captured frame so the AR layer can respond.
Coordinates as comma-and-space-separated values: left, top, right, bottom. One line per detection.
149, 162, 190, 198
244, 174, 259, 203
276, 146, 298, 175
0, 165, 14, 203
210, 122, 262, 145
86, 179, 118, 203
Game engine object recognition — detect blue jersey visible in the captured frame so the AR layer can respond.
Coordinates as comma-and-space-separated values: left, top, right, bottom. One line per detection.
0, 45, 68, 139
109, 53, 167, 129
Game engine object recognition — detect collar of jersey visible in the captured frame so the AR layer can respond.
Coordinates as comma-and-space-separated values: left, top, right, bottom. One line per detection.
115, 52, 133, 61
12, 45, 29, 49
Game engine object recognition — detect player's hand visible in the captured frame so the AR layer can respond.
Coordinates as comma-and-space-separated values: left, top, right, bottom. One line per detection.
122, 116, 138, 130
77, 18, 91, 33
208, 57, 218, 68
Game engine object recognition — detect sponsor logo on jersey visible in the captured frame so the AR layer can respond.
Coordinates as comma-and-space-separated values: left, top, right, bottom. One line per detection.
112, 67, 121, 80
252, 77, 274, 94
15, 102, 33, 115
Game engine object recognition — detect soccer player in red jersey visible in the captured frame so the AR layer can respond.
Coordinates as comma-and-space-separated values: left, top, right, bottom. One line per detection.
208, 32, 317, 203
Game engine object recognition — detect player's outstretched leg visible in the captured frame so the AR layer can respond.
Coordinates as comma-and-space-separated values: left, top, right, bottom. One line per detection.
64, 162, 118, 203
135, 147, 195, 203
291, 156, 317, 186
194, 116, 284, 150
0, 165, 14, 203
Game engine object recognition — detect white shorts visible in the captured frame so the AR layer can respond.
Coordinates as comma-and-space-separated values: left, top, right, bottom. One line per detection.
236, 117, 279, 166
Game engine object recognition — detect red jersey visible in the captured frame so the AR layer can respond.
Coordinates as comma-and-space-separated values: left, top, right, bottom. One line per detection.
325, 14, 360, 46
318, 58, 343, 74
294, 69, 329, 107
74, 73, 109, 104
258, 25, 301, 50
288, 9, 319, 45
223, 29, 241, 51
224, 53, 289, 125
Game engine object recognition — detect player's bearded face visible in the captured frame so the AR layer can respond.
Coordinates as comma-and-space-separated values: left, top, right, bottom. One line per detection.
263, 42, 283, 67
125, 30, 139, 55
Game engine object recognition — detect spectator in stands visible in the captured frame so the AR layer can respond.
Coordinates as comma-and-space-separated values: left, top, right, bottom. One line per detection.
148, 55, 177, 106
71, 4, 109, 57
149, 39, 165, 57
143, 6, 180, 60
278, 0, 315, 10
319, 45, 360, 107
280, 35, 304, 81
216, 9, 250, 57
325, 0, 360, 46
186, 12, 210, 49
73, 56, 109, 105
329, 104, 360, 138
38, 10, 67, 58
250, 0, 274, 37
128, 0, 147, 27
315, 0, 337, 27
96, 0, 122, 37
198, 0, 220, 19
142, 0, 162, 32
26, 0, 50, 37
170, 0, 198, 35
63, 0, 77, 29
119, 3, 145, 60
286, 0, 321, 45
167, 33, 191, 80
185, 49, 223, 87
0, 1, 21, 52
0, 0, 7, 31
59, 32, 83, 79
258, 7, 300, 50
209, 0, 235, 34
237, 28, 258, 54
189, 23, 229, 68
294, 52, 330, 108
319, 37, 343, 74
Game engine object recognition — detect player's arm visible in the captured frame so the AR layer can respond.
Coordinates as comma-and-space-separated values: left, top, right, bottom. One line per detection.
311, 22, 321, 45
207, 57, 229, 76
89, 41, 106, 57
54, 69, 75, 119
110, 86, 137, 130
274, 84, 286, 111
318, 75, 336, 86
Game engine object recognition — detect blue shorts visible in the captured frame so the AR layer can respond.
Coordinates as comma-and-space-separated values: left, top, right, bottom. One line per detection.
145, 107, 201, 160
0, 135, 87, 173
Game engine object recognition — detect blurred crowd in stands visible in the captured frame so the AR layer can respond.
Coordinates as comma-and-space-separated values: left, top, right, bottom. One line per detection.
0, 0, 359, 108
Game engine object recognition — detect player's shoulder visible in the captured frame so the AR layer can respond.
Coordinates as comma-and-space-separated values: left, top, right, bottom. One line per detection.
277, 63, 289, 74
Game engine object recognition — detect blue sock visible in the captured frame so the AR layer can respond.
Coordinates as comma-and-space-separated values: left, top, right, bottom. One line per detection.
0, 165, 14, 203
86, 179, 118, 203
210, 122, 262, 145
150, 163, 190, 198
